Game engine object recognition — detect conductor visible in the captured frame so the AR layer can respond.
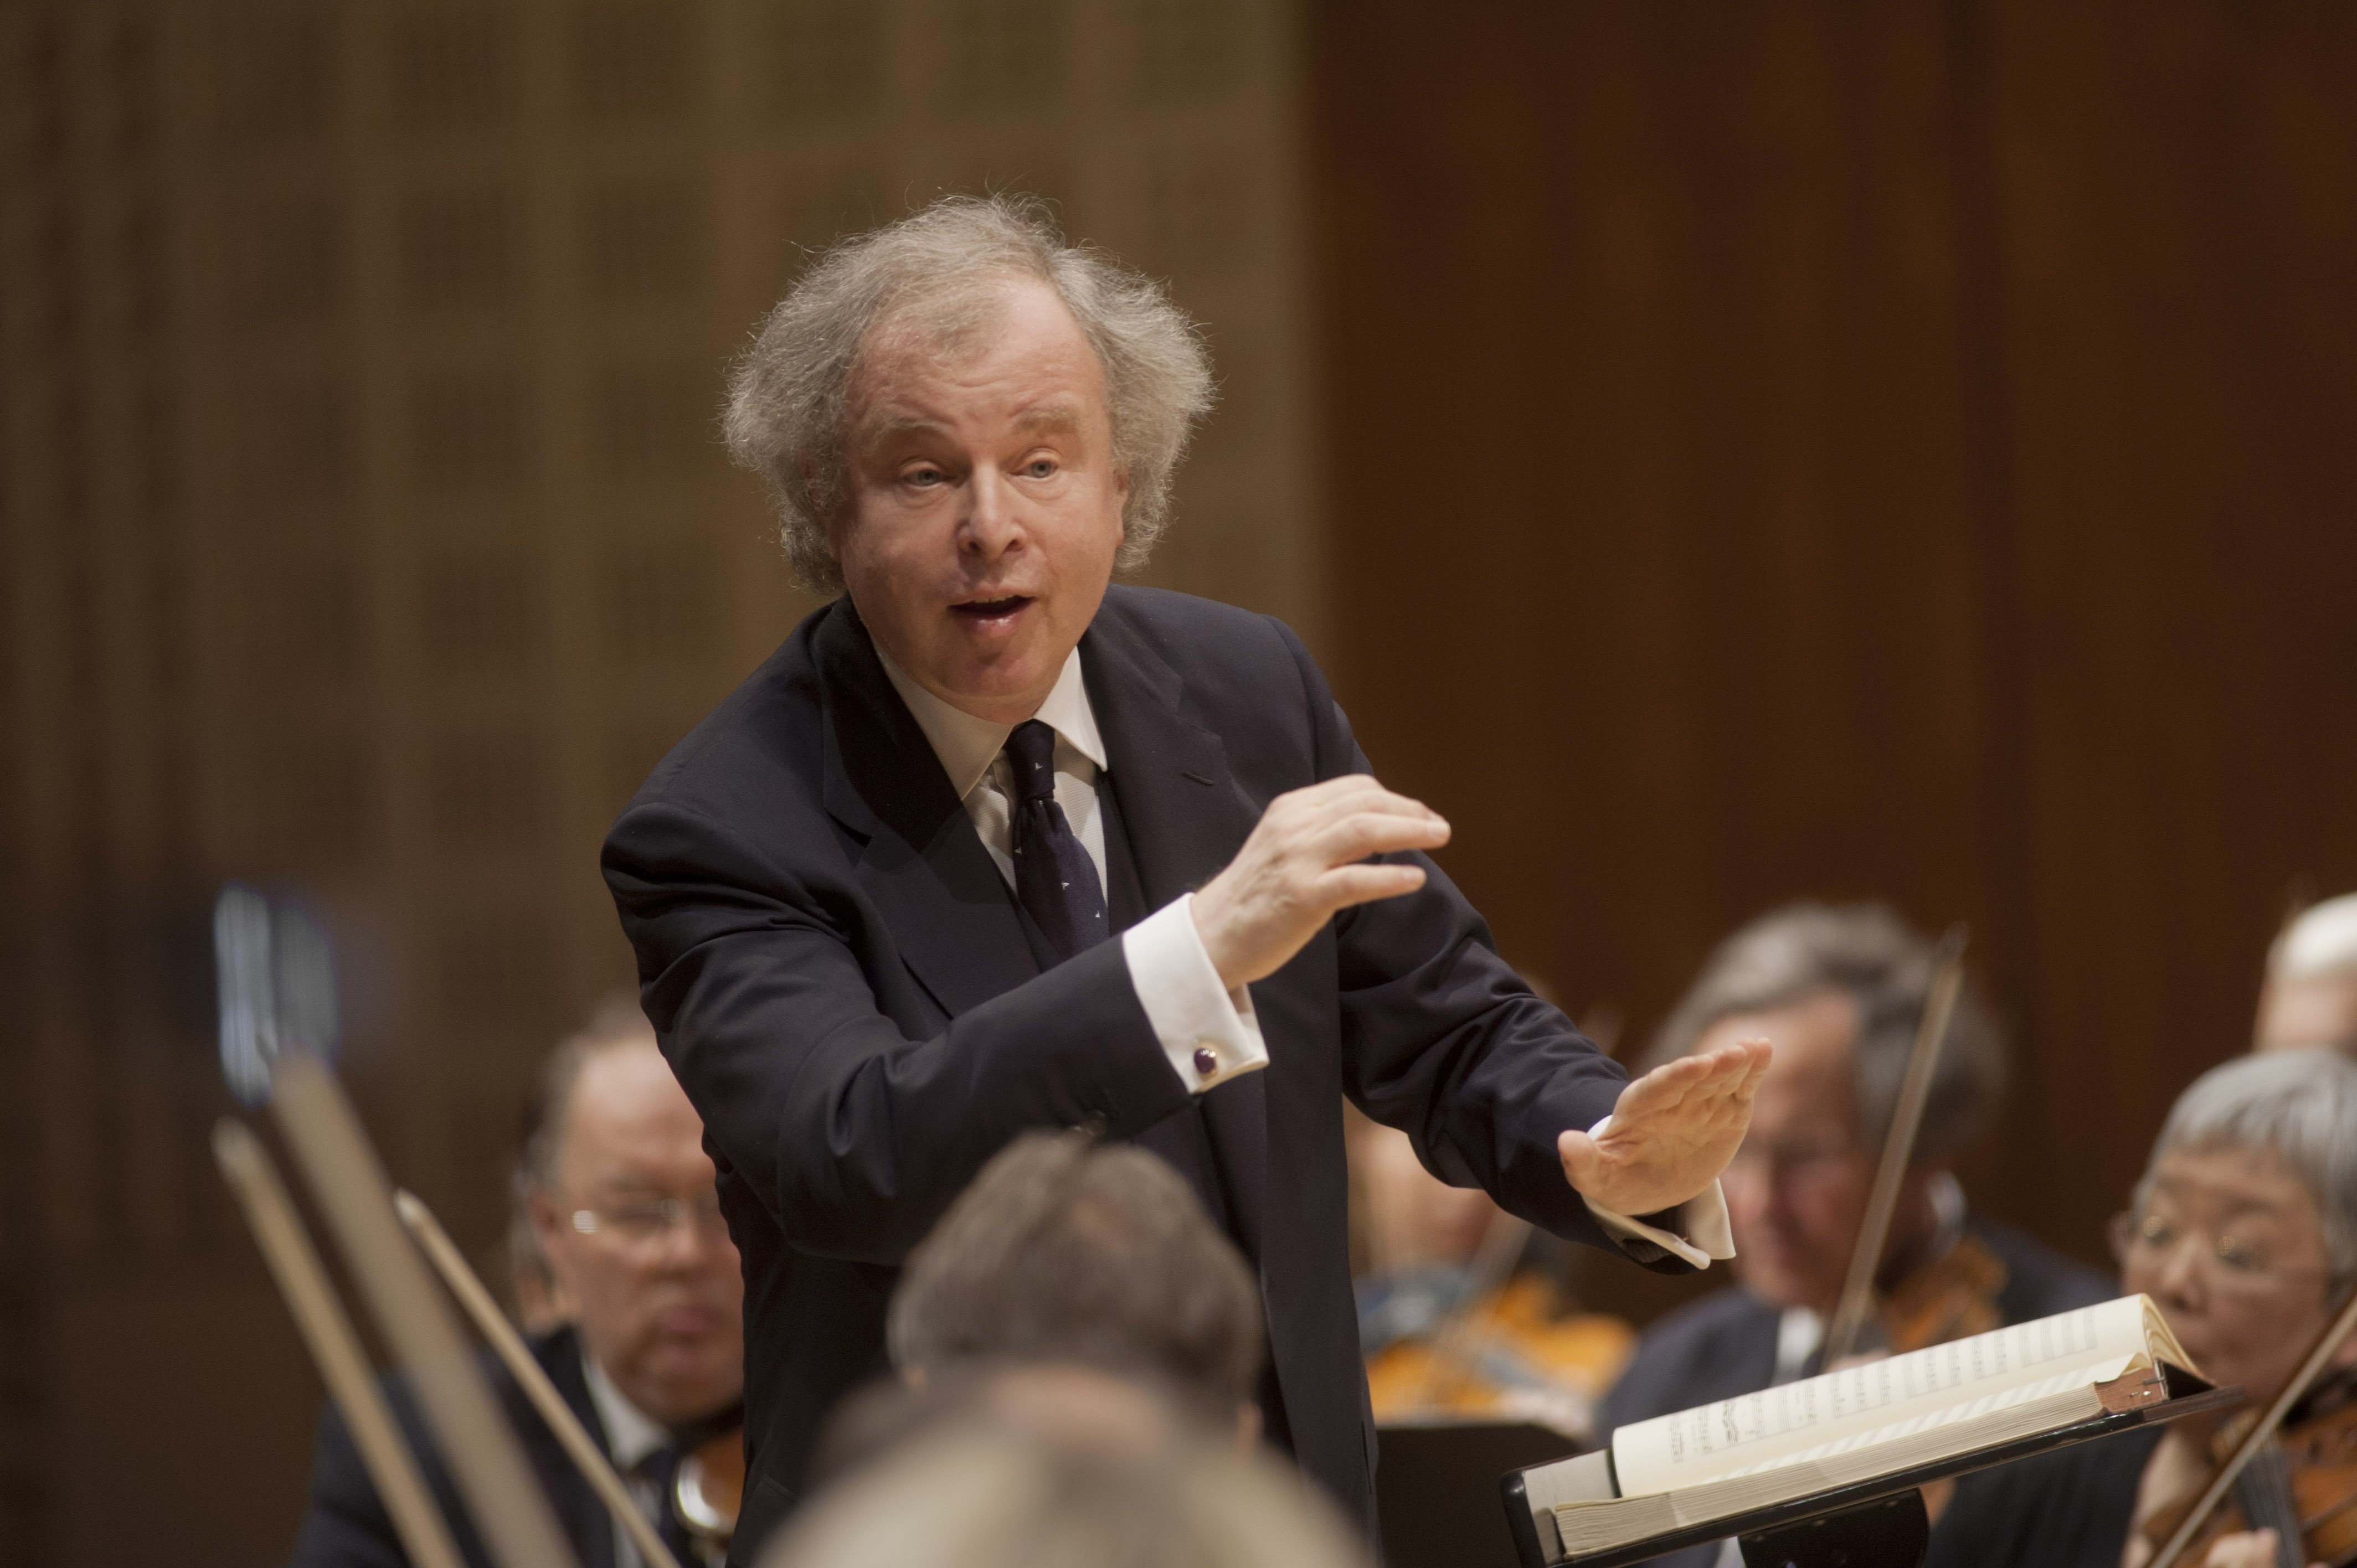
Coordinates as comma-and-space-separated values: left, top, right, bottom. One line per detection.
601, 194, 1770, 1560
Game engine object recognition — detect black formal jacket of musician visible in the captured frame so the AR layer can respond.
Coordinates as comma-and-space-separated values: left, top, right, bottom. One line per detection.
1920, 1421, 2164, 1568
286, 1323, 619, 1568
603, 586, 1687, 1559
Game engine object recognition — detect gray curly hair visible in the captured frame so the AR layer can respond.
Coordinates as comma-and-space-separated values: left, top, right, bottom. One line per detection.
722, 194, 1217, 593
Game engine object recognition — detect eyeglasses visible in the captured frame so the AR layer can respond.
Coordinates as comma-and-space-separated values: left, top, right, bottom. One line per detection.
2107, 1210, 2325, 1292
568, 1191, 727, 1248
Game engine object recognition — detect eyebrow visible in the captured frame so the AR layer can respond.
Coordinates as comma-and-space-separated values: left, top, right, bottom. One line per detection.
1010, 405, 1083, 436
858, 404, 1085, 456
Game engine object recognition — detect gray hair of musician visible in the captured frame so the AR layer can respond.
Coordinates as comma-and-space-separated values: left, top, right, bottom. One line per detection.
757, 1388, 1368, 1568
723, 193, 1217, 594
2135, 1048, 2357, 1293
887, 1131, 1263, 1422
1644, 901, 2006, 1163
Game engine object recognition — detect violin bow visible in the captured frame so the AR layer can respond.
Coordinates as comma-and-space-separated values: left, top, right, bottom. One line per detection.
396, 1191, 688, 1568
212, 883, 581, 1568
1408, 1208, 1536, 1407
2147, 1283, 2357, 1568
214, 1121, 467, 1568
1821, 927, 1969, 1366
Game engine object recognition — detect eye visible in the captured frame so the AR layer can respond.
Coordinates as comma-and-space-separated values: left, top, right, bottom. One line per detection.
903, 463, 946, 487
2214, 1235, 2267, 1274
1023, 457, 1058, 478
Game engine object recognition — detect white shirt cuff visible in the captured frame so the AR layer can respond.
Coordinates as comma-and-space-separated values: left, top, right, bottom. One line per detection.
1576, 1114, 1735, 1270
1120, 893, 1270, 1093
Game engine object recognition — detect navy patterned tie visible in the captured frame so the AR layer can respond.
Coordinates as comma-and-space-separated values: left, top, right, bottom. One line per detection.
1003, 719, 1109, 961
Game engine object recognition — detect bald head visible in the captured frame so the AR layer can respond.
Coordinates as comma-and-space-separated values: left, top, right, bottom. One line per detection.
2257, 893, 2357, 1055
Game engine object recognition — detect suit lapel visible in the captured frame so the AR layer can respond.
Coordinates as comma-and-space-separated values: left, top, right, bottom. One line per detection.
1081, 610, 1271, 1241
539, 1327, 621, 1568
815, 602, 1040, 1018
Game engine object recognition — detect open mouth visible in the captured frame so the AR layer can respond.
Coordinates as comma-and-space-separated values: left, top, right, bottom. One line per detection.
951, 595, 1033, 622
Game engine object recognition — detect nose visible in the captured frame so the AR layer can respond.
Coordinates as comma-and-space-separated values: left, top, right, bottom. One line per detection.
2147, 1239, 2207, 1310
958, 465, 1022, 563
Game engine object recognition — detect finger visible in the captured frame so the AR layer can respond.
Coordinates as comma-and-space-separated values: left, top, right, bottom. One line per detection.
1284, 776, 1446, 829
1556, 1128, 1600, 1185
1311, 810, 1452, 865
1315, 863, 1427, 910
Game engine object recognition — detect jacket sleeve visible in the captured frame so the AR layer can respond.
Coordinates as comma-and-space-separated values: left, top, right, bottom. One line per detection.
602, 796, 1193, 1266
1267, 620, 1660, 1262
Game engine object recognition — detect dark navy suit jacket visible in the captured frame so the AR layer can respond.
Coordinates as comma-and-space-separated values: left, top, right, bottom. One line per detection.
285, 1325, 615, 1568
602, 587, 1671, 1559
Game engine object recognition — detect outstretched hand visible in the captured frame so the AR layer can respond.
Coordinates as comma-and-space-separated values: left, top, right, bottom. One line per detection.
1557, 1040, 1772, 1217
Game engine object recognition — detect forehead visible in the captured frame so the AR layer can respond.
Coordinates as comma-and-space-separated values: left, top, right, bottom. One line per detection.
2149, 1142, 2323, 1227
1702, 989, 1861, 1131
560, 1043, 701, 1170
849, 276, 1109, 432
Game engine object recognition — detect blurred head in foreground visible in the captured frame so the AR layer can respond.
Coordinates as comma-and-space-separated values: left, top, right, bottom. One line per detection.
523, 996, 743, 1426
888, 1129, 1264, 1437
762, 1364, 1367, 1568
1648, 902, 2004, 1314
2255, 891, 2357, 1055
2113, 1048, 2357, 1409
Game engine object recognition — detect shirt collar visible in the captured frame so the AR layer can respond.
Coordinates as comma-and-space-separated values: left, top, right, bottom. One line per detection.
874, 644, 1107, 800
582, 1350, 670, 1469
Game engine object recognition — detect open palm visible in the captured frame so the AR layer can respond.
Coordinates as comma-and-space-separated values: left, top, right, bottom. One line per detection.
1557, 1040, 1771, 1216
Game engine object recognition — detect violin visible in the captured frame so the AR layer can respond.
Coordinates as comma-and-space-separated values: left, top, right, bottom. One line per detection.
2143, 1281, 2357, 1568
2140, 1366, 2357, 1568
1364, 1270, 1635, 1433
672, 1415, 745, 1564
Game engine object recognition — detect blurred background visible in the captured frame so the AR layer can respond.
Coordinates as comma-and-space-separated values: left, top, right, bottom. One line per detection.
2, 2, 2353, 1560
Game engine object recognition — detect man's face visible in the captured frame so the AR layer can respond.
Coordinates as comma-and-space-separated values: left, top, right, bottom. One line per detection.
833, 277, 1128, 725
2118, 1144, 2347, 1408
1713, 990, 1876, 1313
532, 1044, 743, 1427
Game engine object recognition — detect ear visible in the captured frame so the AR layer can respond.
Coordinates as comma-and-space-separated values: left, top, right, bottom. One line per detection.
527, 1188, 565, 1255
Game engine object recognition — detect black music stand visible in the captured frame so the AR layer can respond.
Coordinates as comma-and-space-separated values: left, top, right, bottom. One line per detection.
1501, 1377, 2240, 1568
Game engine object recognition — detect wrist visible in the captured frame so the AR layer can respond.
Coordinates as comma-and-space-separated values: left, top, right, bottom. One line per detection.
1187, 888, 1240, 991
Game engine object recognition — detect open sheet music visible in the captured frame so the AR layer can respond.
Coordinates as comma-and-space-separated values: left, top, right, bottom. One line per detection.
1516, 1294, 2201, 1559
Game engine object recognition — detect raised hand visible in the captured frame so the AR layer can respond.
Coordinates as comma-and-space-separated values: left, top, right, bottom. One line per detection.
1557, 1040, 1772, 1217
1190, 775, 1450, 989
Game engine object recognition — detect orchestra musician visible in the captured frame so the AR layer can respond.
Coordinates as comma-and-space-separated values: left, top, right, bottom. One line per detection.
287, 999, 744, 1568
1598, 904, 2112, 1568
600, 192, 1771, 1559
2255, 893, 2357, 1056
1925, 1048, 2357, 1568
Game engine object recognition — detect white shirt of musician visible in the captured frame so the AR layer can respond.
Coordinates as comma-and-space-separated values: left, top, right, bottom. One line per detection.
879, 646, 1731, 1268
584, 1353, 670, 1568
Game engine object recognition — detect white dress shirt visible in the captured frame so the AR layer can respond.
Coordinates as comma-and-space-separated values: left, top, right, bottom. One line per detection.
876, 646, 1730, 1264
583, 1353, 670, 1568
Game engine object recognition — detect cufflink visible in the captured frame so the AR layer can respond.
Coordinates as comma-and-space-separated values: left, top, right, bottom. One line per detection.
1192, 1044, 1219, 1077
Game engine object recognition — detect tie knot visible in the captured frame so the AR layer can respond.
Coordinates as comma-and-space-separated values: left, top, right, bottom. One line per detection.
1003, 720, 1059, 803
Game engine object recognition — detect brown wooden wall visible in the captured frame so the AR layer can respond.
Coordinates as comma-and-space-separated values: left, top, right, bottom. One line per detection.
1309, 1, 2357, 1323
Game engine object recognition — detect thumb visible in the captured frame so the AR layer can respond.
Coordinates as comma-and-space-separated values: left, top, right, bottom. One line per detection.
1558, 1128, 1602, 1189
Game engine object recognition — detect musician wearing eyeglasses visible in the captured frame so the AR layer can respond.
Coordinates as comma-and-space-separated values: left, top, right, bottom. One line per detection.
288, 999, 744, 1568
1926, 1048, 2357, 1568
